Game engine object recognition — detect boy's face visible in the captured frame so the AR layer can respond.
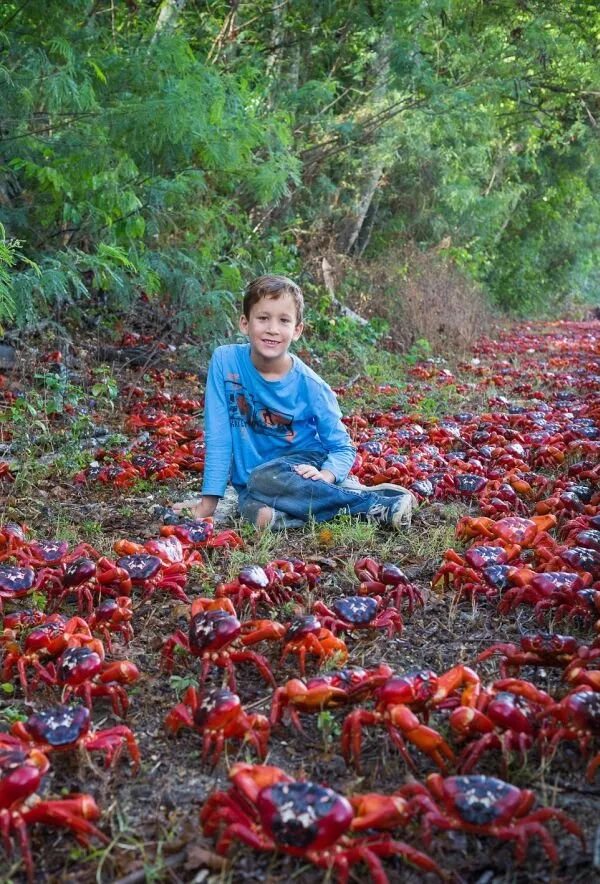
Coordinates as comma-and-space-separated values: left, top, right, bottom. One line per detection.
239, 293, 303, 363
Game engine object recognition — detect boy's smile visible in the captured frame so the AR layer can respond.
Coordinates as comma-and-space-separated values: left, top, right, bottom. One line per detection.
240, 293, 303, 377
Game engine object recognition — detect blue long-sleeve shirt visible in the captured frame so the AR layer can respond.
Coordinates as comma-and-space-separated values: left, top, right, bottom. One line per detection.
201, 343, 356, 496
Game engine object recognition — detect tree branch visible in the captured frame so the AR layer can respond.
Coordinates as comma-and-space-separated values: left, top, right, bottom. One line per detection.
0, 0, 33, 31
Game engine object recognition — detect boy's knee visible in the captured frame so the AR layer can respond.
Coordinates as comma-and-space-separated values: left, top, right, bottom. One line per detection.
247, 457, 292, 496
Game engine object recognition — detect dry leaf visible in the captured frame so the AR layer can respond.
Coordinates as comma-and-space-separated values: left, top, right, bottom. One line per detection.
185, 844, 228, 872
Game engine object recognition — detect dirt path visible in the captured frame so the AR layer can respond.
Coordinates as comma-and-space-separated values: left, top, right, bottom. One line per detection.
0, 319, 598, 883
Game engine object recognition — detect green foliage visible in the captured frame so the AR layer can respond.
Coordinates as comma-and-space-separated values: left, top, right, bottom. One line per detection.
0, 704, 26, 725
169, 674, 197, 698
413, 385, 464, 420
1, 6, 300, 332
0, 0, 597, 330
316, 709, 341, 752
90, 366, 119, 408
405, 339, 433, 366
0, 225, 17, 328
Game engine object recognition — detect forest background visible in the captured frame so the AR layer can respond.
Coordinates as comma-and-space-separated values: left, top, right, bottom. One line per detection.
0, 0, 599, 361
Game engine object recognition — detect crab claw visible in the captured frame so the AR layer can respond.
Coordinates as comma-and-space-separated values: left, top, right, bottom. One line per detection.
228, 762, 294, 803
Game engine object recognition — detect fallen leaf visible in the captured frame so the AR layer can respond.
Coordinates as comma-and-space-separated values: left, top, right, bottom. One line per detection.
185, 844, 228, 872
307, 554, 338, 568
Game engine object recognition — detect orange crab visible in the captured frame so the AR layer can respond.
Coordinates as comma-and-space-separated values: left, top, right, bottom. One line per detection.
342, 664, 481, 772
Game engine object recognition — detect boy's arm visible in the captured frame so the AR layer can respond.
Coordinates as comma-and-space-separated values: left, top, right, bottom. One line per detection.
201, 348, 233, 498
171, 352, 232, 518
313, 383, 357, 482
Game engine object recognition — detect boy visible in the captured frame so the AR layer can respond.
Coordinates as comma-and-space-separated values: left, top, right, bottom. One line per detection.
172, 274, 414, 529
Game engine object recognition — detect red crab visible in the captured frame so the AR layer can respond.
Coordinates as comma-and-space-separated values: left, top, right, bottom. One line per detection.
47, 646, 140, 717
201, 763, 443, 881
477, 633, 600, 678
478, 482, 530, 518
560, 513, 600, 545
270, 664, 394, 731
537, 544, 600, 580
0, 565, 38, 610
432, 544, 522, 598
160, 518, 243, 550
14, 539, 101, 569
115, 553, 189, 603
400, 773, 584, 864
215, 559, 317, 615
535, 584, 600, 630
455, 514, 556, 550
278, 614, 348, 673
498, 570, 588, 616
1, 616, 104, 695
354, 557, 424, 612
0, 738, 107, 882
341, 664, 481, 772
43, 556, 99, 613
165, 685, 270, 764
114, 535, 204, 568
271, 557, 322, 590
0, 522, 28, 555
1, 609, 48, 632
312, 596, 403, 637
161, 597, 276, 690
44, 556, 134, 613
0, 461, 14, 482
87, 597, 134, 650
540, 687, 600, 781
8, 704, 140, 770
571, 528, 600, 553
449, 679, 553, 773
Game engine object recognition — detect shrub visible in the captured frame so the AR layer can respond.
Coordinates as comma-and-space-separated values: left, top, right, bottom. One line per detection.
323, 243, 493, 356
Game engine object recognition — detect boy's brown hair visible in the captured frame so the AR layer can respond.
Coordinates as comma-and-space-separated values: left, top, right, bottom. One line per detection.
243, 275, 304, 325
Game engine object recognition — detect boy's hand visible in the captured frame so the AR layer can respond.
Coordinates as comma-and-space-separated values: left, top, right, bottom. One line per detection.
294, 464, 336, 483
171, 496, 218, 519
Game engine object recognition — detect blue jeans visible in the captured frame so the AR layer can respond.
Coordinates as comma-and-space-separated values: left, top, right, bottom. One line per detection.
237, 450, 387, 529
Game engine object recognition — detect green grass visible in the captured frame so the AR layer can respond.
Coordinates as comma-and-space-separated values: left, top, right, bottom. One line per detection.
403, 504, 467, 561
308, 513, 379, 549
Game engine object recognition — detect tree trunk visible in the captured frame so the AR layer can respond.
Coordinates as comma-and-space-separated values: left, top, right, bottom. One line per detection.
337, 162, 385, 255
151, 0, 187, 44
336, 30, 392, 254
355, 191, 380, 257
265, 0, 288, 78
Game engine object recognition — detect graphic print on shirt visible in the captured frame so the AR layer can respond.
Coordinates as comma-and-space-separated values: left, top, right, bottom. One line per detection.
225, 377, 295, 440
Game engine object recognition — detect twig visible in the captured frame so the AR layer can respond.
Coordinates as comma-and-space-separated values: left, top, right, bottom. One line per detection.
552, 778, 600, 797
338, 373, 362, 390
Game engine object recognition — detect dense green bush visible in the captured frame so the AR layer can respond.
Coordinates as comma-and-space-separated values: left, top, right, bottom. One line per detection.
0, 1, 597, 337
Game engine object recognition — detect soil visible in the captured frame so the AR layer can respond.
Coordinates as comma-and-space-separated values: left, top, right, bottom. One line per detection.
0, 319, 598, 884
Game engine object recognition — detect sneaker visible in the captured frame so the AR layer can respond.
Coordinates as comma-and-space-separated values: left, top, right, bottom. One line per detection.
366, 490, 415, 529
371, 482, 416, 499
342, 477, 415, 500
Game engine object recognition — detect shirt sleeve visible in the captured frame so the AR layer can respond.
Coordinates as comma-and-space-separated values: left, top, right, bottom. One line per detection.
201, 349, 232, 497
314, 382, 357, 483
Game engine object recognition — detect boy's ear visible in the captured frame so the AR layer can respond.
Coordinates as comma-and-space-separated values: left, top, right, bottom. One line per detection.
292, 321, 304, 340
239, 314, 249, 335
